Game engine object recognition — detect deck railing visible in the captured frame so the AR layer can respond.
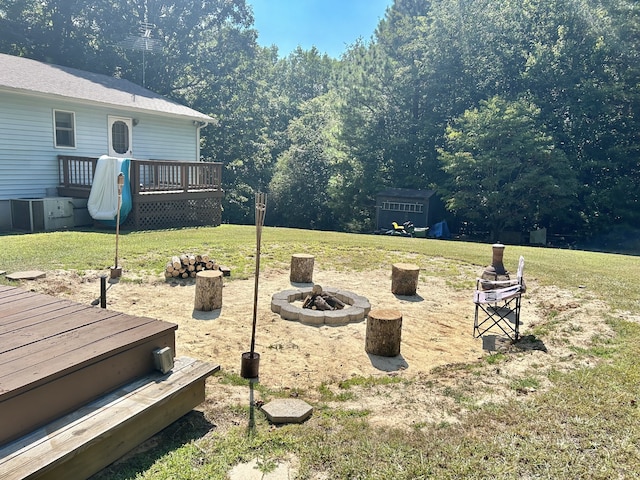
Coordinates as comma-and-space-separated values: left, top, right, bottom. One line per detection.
58, 156, 223, 195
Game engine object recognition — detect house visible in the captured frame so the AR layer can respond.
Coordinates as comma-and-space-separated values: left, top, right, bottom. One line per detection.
375, 188, 447, 232
0, 53, 222, 231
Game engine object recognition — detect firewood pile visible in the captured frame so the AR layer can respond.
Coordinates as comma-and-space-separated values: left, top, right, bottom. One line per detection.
302, 285, 346, 311
164, 254, 218, 279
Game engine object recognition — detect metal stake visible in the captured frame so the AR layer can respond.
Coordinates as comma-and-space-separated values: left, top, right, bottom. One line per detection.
241, 192, 267, 379
250, 192, 267, 354
111, 173, 125, 279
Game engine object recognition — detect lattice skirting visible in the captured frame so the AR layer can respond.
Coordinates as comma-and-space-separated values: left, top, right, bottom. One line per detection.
125, 197, 222, 230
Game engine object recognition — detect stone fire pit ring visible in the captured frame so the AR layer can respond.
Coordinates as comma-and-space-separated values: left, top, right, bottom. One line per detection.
271, 287, 371, 325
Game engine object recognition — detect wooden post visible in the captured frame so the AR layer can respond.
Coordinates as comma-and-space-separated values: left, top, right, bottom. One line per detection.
391, 263, 420, 296
290, 253, 315, 283
194, 270, 223, 311
365, 309, 402, 357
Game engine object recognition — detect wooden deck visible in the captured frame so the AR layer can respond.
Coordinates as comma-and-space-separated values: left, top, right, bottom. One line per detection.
0, 285, 219, 479
57, 155, 224, 229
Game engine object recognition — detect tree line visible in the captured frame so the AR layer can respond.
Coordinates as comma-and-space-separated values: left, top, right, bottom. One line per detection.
1, 0, 638, 243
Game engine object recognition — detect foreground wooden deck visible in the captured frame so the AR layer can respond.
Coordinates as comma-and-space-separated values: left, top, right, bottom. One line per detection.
0, 285, 219, 479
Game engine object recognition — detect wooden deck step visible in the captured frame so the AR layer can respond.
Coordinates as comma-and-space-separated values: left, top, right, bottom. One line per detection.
0, 356, 219, 480
0, 286, 178, 446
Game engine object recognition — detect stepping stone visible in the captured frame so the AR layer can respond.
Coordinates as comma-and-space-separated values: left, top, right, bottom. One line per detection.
6, 270, 46, 280
261, 398, 313, 424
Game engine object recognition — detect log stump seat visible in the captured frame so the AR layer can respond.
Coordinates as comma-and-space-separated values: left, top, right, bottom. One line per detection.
290, 253, 315, 283
391, 263, 420, 296
365, 308, 403, 357
194, 270, 223, 311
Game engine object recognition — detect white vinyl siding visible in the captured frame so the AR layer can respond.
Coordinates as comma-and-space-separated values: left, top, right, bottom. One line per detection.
0, 90, 201, 202
133, 116, 197, 161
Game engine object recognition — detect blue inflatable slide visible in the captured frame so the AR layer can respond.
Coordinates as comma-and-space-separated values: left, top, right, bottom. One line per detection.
87, 155, 132, 227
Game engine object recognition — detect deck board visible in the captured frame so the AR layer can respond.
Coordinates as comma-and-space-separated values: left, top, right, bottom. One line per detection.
0, 303, 91, 336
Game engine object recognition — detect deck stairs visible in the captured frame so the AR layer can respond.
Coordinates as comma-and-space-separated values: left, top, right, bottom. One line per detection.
0, 285, 219, 479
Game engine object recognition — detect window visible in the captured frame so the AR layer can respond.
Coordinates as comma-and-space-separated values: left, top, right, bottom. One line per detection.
381, 201, 424, 213
108, 116, 133, 157
54, 110, 76, 148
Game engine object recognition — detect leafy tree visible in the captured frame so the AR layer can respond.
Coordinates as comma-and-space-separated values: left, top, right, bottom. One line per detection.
438, 96, 578, 241
268, 92, 344, 230
520, 0, 640, 233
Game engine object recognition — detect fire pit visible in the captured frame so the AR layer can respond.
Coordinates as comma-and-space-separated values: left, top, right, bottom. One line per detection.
271, 286, 371, 325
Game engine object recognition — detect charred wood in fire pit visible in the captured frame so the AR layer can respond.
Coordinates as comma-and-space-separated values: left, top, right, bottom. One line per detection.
314, 295, 333, 311
302, 285, 346, 311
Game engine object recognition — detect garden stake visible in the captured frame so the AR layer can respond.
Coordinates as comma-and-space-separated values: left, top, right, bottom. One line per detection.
241, 192, 267, 379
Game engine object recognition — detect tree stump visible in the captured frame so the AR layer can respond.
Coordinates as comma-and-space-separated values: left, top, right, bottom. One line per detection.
391, 263, 420, 296
365, 309, 402, 357
290, 253, 315, 283
194, 270, 223, 311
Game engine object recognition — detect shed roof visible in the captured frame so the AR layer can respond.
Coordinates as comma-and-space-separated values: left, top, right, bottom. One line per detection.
377, 188, 437, 200
0, 53, 211, 122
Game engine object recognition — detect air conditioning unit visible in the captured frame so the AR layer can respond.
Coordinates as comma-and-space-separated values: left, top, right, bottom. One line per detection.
11, 197, 74, 232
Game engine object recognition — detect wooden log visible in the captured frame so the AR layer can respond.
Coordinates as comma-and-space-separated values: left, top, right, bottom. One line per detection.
290, 253, 315, 283
194, 270, 223, 311
171, 256, 181, 270
391, 263, 420, 296
365, 309, 402, 357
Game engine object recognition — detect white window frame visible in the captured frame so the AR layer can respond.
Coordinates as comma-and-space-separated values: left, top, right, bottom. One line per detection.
53, 110, 76, 148
107, 115, 133, 157
381, 201, 424, 213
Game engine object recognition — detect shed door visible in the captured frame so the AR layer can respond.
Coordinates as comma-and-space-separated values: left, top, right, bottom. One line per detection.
108, 116, 133, 157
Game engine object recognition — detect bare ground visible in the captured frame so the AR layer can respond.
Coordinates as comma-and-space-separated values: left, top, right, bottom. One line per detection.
22, 262, 617, 433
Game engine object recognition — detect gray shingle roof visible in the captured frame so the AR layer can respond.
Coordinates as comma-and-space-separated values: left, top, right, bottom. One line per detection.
0, 53, 211, 122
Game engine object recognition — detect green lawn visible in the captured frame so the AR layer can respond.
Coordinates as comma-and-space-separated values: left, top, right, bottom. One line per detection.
2, 225, 639, 479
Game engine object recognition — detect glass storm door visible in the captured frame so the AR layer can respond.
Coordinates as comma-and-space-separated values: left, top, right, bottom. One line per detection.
108, 116, 133, 157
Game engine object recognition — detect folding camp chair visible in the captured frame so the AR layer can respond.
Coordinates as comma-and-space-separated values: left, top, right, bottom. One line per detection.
473, 256, 525, 341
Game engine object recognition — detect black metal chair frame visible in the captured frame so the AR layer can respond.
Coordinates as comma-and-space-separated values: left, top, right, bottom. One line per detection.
473, 256, 525, 341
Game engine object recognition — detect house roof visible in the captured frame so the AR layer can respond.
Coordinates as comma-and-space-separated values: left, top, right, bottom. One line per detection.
0, 53, 211, 123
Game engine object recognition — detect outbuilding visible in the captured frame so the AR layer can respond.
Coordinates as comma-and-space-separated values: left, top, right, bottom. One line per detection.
375, 188, 447, 233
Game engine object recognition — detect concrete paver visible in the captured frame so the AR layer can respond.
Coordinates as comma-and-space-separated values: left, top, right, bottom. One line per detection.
228, 458, 295, 480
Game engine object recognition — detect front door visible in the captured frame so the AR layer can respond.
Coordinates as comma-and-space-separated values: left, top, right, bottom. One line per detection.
108, 116, 133, 157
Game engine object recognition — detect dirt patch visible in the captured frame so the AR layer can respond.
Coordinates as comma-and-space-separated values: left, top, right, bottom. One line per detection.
23, 265, 614, 430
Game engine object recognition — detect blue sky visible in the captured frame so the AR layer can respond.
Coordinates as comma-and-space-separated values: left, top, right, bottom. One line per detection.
248, 0, 393, 58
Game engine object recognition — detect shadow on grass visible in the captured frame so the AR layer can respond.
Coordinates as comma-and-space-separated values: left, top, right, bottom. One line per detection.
88, 410, 214, 480
482, 334, 548, 353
